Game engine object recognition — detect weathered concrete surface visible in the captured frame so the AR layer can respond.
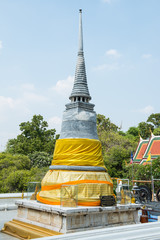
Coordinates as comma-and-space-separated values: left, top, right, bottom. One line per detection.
15, 200, 140, 234
60, 106, 98, 140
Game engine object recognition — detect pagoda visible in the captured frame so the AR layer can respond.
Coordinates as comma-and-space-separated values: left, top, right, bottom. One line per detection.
37, 9, 113, 206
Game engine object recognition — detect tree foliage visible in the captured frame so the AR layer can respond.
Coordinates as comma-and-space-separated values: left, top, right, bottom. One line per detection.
153, 127, 160, 136
97, 115, 138, 178
28, 152, 52, 168
0, 153, 31, 170
97, 114, 119, 133
147, 113, 160, 128
6, 115, 58, 155
0, 115, 58, 193
0, 152, 48, 193
127, 127, 139, 137
137, 113, 160, 138
138, 121, 154, 139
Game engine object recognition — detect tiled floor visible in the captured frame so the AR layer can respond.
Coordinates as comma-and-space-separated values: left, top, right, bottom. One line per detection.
0, 210, 18, 240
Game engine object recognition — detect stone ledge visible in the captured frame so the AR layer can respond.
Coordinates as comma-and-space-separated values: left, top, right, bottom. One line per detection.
15, 200, 140, 216
14, 200, 140, 233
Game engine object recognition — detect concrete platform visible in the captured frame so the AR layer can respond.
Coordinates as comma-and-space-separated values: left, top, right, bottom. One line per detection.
14, 200, 140, 234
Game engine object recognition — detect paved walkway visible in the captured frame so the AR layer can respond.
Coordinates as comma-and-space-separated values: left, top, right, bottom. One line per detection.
0, 209, 18, 240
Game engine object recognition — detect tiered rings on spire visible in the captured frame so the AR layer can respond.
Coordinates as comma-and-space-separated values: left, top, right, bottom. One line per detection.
69, 9, 91, 102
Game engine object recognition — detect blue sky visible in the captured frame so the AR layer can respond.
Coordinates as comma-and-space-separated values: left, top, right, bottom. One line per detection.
0, 0, 160, 151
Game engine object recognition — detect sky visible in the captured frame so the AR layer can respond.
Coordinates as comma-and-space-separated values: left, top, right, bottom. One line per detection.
0, 0, 160, 151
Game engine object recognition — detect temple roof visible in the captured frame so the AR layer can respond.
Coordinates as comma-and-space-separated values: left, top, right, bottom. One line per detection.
133, 137, 149, 163
143, 134, 160, 159
69, 9, 91, 100
133, 133, 160, 164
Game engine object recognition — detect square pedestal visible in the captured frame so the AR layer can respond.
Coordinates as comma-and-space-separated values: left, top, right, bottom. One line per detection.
14, 200, 140, 234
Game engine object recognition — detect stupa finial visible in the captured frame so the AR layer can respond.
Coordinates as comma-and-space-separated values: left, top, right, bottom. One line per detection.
69, 9, 91, 101
79, 9, 83, 52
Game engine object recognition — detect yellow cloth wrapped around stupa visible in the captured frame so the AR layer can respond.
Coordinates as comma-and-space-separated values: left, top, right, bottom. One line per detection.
52, 138, 105, 167
37, 139, 113, 206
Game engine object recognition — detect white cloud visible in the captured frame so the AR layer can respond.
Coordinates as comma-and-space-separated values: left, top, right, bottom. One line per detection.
52, 75, 74, 96
21, 83, 35, 91
0, 96, 15, 110
142, 54, 152, 59
0, 41, 2, 49
94, 63, 120, 71
19, 83, 47, 103
0, 89, 48, 123
0, 96, 26, 112
23, 92, 48, 103
106, 49, 121, 58
0, 95, 30, 122
134, 105, 154, 115
139, 105, 154, 114
48, 116, 62, 133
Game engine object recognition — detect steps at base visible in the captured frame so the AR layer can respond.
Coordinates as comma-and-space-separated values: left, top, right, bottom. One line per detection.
1, 219, 62, 239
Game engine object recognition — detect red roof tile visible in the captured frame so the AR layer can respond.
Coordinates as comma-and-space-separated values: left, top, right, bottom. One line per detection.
150, 140, 160, 155
136, 143, 148, 160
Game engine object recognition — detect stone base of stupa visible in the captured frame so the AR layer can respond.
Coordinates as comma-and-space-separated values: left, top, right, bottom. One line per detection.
2, 199, 140, 238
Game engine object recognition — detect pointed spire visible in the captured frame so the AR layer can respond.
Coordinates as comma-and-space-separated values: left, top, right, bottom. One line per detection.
79, 9, 83, 52
69, 9, 91, 101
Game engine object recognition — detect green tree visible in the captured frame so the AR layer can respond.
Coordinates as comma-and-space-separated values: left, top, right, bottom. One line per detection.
147, 113, 160, 128
6, 115, 58, 155
138, 122, 154, 139
104, 145, 131, 178
127, 127, 139, 137
0, 153, 31, 192
97, 114, 119, 134
0, 167, 48, 193
29, 152, 52, 168
0, 152, 49, 192
5, 170, 32, 192
96, 115, 138, 178
0, 153, 31, 170
153, 127, 160, 136
126, 127, 139, 142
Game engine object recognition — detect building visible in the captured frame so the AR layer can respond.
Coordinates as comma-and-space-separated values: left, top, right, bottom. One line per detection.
133, 133, 160, 164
